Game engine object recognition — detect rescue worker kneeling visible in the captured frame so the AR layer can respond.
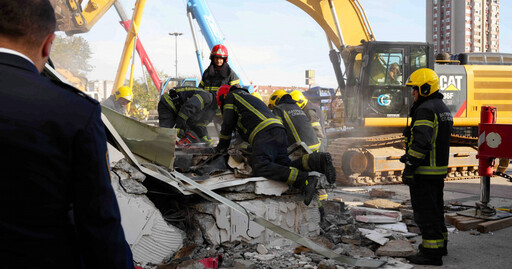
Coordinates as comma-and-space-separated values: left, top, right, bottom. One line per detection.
158, 86, 214, 145
268, 90, 336, 184
290, 90, 327, 151
214, 85, 329, 205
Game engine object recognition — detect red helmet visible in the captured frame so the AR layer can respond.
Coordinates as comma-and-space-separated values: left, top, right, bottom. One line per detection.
217, 84, 231, 107
210, 44, 228, 61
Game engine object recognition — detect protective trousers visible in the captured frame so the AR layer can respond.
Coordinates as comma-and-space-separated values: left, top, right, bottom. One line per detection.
409, 175, 447, 256
251, 127, 309, 188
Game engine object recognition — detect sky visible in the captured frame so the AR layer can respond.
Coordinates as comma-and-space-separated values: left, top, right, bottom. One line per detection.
71, 0, 512, 89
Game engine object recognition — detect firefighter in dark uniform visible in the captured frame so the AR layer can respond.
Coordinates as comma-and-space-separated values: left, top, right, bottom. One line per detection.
0, 1, 133, 268
158, 86, 214, 145
290, 90, 327, 151
215, 85, 335, 205
401, 68, 453, 266
268, 90, 336, 184
268, 90, 336, 217
199, 44, 240, 129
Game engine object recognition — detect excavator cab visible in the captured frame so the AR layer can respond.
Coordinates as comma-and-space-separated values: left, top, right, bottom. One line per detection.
342, 41, 434, 127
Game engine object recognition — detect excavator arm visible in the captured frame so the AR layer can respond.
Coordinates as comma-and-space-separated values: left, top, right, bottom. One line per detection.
50, 0, 116, 35
286, 0, 375, 49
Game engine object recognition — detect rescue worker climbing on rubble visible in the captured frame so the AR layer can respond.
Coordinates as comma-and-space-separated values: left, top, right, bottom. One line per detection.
290, 90, 327, 151
268, 89, 336, 217
101, 85, 133, 116
214, 85, 335, 205
401, 68, 453, 266
268, 90, 322, 153
158, 86, 214, 145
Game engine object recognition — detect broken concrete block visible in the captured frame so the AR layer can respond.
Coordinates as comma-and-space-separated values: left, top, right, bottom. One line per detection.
376, 222, 409, 233
253, 253, 275, 261
233, 259, 257, 269
195, 197, 320, 247
254, 180, 289, 196
176, 260, 203, 269
111, 173, 185, 266
257, 244, 268, 255
350, 206, 402, 223
363, 199, 401, 210
369, 188, 395, 199
376, 239, 415, 257
358, 228, 391, 245
317, 259, 337, 269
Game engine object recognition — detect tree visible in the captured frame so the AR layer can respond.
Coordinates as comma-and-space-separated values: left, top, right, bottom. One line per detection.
129, 71, 166, 120
50, 35, 94, 77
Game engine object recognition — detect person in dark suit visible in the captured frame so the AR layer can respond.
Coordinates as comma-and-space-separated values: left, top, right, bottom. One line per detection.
0, 0, 133, 268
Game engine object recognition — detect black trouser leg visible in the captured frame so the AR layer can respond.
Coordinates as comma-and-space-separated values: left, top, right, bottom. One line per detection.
251, 127, 308, 186
409, 175, 445, 256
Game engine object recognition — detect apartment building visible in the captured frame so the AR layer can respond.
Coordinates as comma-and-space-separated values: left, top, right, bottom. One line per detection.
426, 0, 499, 54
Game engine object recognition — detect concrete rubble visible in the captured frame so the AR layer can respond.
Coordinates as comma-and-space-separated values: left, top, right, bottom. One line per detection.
104, 113, 495, 268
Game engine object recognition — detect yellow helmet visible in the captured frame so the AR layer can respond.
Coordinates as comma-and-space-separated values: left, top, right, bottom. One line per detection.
251, 91, 263, 101
406, 68, 440, 97
290, 90, 308, 109
268, 89, 287, 109
115, 86, 133, 102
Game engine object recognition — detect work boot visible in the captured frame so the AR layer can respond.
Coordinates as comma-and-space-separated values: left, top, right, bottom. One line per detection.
406, 252, 443, 266
292, 172, 320, 206
305, 152, 336, 184
419, 242, 448, 256
302, 173, 320, 206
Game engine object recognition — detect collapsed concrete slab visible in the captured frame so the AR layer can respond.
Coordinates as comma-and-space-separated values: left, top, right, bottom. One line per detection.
192, 196, 320, 247
108, 147, 186, 266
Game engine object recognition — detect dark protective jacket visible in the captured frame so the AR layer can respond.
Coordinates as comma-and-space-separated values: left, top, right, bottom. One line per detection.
273, 94, 321, 152
404, 91, 453, 176
217, 87, 283, 150
0, 52, 133, 268
199, 62, 240, 93
303, 101, 326, 139
158, 86, 213, 129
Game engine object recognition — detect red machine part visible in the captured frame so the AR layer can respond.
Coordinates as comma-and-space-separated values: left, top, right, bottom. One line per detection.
477, 106, 512, 176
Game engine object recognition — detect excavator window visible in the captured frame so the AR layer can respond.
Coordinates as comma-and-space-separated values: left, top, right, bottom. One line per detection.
366, 49, 405, 116
368, 50, 403, 86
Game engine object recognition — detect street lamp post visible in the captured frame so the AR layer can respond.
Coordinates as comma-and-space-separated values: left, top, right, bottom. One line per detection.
169, 32, 183, 78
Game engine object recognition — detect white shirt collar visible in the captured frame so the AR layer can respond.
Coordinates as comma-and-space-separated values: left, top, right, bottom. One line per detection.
0, 47, 36, 66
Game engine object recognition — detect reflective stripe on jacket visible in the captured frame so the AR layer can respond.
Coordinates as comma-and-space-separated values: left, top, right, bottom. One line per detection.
199, 63, 240, 94
217, 88, 283, 150
405, 92, 453, 175
273, 95, 321, 152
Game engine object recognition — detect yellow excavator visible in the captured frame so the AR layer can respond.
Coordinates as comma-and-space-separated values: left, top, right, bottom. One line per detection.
286, 0, 512, 186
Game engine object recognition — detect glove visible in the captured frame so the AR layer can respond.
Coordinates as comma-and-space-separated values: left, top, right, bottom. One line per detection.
399, 154, 407, 163
402, 165, 415, 186
175, 117, 187, 131
176, 128, 185, 138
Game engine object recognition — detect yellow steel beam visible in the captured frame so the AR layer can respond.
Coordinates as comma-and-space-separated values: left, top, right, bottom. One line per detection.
113, 0, 146, 94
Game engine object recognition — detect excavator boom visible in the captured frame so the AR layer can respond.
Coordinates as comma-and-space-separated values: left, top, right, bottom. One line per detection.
286, 0, 375, 49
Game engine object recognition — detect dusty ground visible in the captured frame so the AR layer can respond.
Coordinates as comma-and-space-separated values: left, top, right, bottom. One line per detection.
334, 176, 512, 269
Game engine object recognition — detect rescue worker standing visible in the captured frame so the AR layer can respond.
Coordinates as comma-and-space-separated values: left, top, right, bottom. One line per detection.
158, 86, 214, 145
290, 90, 327, 151
199, 44, 240, 93
401, 68, 453, 266
101, 85, 133, 116
199, 44, 240, 129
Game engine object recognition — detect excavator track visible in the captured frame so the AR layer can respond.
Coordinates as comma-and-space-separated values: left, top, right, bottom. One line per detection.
327, 133, 481, 186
